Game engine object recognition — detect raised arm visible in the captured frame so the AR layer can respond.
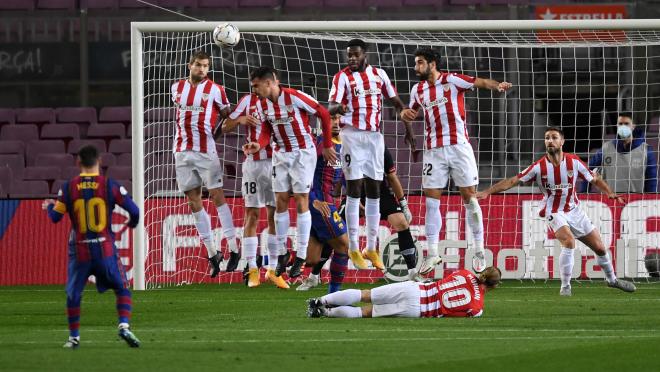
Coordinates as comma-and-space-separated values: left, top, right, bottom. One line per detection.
590, 177, 625, 203
473, 78, 512, 93
476, 176, 521, 200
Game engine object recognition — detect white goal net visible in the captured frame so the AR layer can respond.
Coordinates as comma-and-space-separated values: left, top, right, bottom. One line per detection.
132, 20, 660, 289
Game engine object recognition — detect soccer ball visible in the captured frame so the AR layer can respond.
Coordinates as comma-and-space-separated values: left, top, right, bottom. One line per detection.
645, 252, 660, 278
213, 23, 240, 48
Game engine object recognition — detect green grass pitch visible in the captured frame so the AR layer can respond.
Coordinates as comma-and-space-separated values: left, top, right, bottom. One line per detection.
1, 281, 659, 371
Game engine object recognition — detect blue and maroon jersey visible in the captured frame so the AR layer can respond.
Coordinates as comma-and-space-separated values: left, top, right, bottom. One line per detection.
48, 173, 140, 262
310, 136, 343, 203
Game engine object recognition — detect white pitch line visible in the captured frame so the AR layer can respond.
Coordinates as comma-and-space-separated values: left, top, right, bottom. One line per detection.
2, 334, 659, 345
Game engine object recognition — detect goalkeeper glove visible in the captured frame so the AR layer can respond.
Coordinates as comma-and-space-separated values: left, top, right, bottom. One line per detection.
399, 197, 413, 223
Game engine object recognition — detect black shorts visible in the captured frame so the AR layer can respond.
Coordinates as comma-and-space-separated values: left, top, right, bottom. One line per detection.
339, 191, 402, 221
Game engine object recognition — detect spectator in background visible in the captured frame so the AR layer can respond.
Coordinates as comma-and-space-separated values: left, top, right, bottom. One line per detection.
581, 113, 657, 193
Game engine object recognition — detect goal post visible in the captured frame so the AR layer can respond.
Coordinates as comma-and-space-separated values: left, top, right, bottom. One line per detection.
131, 19, 660, 290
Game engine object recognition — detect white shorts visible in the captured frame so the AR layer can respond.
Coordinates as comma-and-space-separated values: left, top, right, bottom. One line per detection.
422, 143, 479, 189
174, 151, 223, 193
242, 158, 275, 208
546, 207, 595, 239
371, 281, 421, 318
272, 148, 317, 194
339, 125, 384, 181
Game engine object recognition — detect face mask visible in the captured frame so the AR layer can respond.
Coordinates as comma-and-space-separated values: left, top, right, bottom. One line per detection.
617, 125, 632, 139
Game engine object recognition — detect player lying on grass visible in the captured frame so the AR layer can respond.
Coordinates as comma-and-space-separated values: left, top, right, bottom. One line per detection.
307, 266, 501, 318
43, 145, 141, 348
476, 126, 636, 296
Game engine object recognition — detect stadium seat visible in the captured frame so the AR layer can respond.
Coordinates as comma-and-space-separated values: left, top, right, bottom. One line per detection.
80, 0, 117, 9
126, 124, 132, 138
145, 123, 172, 139
117, 153, 132, 166
197, 0, 238, 8
99, 106, 131, 123
0, 154, 25, 179
0, 168, 12, 198
158, 0, 197, 8
67, 139, 107, 154
87, 123, 125, 140
238, 0, 280, 7
382, 120, 398, 135
0, 109, 15, 125
40, 124, 81, 141
109, 139, 132, 154
36, 0, 77, 9
15, 108, 55, 124
0, 0, 35, 10
1, 125, 39, 142
9, 180, 50, 198
118, 0, 149, 7
106, 166, 132, 180
384, 135, 398, 149
403, 0, 446, 5
365, 0, 403, 8
283, 0, 321, 7
23, 166, 61, 182
323, 0, 364, 8
61, 166, 80, 180
55, 107, 97, 125
0, 141, 25, 155
145, 107, 175, 123
26, 140, 66, 166
35, 153, 75, 168
100, 152, 117, 168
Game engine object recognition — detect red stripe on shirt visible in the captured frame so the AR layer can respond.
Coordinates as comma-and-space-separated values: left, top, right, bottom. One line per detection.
183, 83, 197, 151
197, 81, 213, 153
285, 91, 307, 150
175, 80, 185, 152
443, 83, 458, 145
551, 159, 563, 214
345, 72, 361, 128
564, 155, 575, 212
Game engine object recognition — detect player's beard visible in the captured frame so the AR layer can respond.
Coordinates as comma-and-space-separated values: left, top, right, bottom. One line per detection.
546, 146, 560, 155
417, 66, 431, 81
190, 72, 205, 83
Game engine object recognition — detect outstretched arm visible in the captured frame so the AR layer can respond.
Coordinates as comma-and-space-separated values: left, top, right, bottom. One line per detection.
473, 78, 512, 93
590, 177, 625, 203
476, 176, 520, 200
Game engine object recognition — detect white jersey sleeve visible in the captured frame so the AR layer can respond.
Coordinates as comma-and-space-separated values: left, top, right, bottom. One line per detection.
517, 162, 539, 183
329, 72, 348, 104
408, 83, 421, 110
377, 68, 397, 99
446, 73, 475, 91
229, 94, 251, 120
213, 84, 230, 111
575, 157, 594, 183
291, 90, 320, 115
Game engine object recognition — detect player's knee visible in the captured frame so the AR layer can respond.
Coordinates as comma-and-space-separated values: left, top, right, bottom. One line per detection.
361, 306, 373, 318
360, 289, 371, 302
390, 214, 408, 231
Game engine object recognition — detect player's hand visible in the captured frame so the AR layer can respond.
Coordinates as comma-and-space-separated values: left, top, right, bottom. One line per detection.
240, 115, 260, 127
242, 142, 261, 155
400, 108, 418, 122
497, 82, 513, 93
475, 191, 489, 200
608, 193, 625, 204
312, 200, 331, 217
42, 199, 56, 210
323, 147, 338, 164
404, 129, 417, 152
399, 197, 413, 223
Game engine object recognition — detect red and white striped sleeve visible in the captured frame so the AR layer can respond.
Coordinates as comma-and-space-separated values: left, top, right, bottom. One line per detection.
378, 68, 397, 99
213, 84, 230, 110
170, 81, 179, 104
446, 72, 476, 91
575, 157, 594, 182
408, 83, 421, 110
291, 89, 321, 114
229, 94, 251, 120
329, 72, 348, 104
517, 162, 539, 183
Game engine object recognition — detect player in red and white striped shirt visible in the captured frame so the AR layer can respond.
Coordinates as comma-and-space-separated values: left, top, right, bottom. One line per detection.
243, 66, 337, 282
400, 48, 513, 275
477, 127, 636, 296
222, 93, 288, 289
328, 39, 412, 271
170, 51, 238, 278
307, 266, 501, 318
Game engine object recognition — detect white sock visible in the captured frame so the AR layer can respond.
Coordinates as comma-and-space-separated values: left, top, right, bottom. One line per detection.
267, 234, 279, 270
193, 209, 216, 258
243, 236, 258, 269
597, 251, 617, 284
365, 198, 380, 251
346, 196, 361, 252
275, 211, 290, 254
327, 306, 362, 318
464, 198, 484, 252
559, 247, 574, 288
425, 197, 441, 257
321, 288, 361, 306
217, 204, 238, 253
296, 211, 311, 260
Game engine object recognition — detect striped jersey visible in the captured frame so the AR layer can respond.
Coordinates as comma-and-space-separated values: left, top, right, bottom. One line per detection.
229, 93, 273, 161
329, 65, 397, 132
408, 73, 476, 149
50, 173, 140, 262
517, 153, 595, 217
418, 269, 485, 318
260, 87, 320, 152
170, 78, 230, 154
310, 136, 343, 203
